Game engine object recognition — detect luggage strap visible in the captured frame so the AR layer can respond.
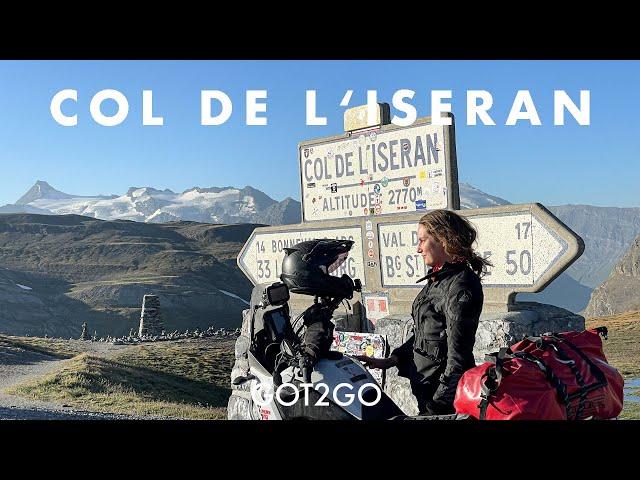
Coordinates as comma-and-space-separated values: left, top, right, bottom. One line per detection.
521, 330, 609, 419
478, 348, 508, 420
478, 347, 569, 420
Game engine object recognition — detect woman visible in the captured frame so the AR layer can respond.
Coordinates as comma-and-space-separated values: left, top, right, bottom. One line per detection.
357, 209, 490, 415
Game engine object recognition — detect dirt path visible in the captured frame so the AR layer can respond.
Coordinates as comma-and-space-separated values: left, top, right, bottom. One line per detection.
0, 343, 135, 420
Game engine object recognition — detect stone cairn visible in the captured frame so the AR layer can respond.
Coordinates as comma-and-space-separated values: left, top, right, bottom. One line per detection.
79, 322, 90, 341
138, 294, 164, 338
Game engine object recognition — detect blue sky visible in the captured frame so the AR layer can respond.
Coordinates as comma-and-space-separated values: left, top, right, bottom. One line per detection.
0, 60, 638, 207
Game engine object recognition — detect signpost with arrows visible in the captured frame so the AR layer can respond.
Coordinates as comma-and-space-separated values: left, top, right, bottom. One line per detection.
237, 203, 583, 313
231, 103, 586, 420
237, 105, 584, 316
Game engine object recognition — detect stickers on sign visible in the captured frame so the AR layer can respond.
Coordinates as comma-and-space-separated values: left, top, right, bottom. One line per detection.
307, 182, 316, 188
363, 208, 369, 215
360, 179, 365, 187
403, 177, 410, 187
327, 149, 334, 158
349, 210, 353, 216
304, 148, 309, 159
367, 249, 375, 258
365, 220, 373, 231
331, 183, 338, 193
416, 199, 427, 210
366, 230, 374, 239
432, 182, 440, 193
366, 260, 377, 268
368, 240, 374, 249
429, 169, 443, 179
363, 291, 390, 326
369, 131, 377, 142
402, 142, 409, 151
419, 170, 426, 180
381, 177, 389, 187
375, 205, 382, 215
373, 184, 381, 194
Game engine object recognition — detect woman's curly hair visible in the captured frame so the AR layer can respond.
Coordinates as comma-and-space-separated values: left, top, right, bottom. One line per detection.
418, 209, 492, 276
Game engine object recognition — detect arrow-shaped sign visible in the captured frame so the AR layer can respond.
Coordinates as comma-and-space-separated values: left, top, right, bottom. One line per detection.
238, 225, 366, 286
377, 204, 583, 291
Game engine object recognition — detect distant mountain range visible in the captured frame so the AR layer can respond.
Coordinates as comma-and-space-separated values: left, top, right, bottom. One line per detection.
4, 181, 300, 226
3, 180, 640, 316
4, 181, 509, 224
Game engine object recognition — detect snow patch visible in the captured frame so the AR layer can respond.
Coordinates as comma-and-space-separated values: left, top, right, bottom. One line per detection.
219, 289, 249, 305
16, 284, 32, 290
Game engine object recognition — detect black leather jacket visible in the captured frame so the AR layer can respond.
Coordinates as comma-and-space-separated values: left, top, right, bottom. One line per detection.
391, 261, 483, 415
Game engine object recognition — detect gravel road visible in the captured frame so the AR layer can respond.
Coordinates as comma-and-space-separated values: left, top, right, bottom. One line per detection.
0, 343, 141, 420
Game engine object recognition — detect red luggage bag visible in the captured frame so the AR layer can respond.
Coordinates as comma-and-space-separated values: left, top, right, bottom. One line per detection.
454, 327, 624, 420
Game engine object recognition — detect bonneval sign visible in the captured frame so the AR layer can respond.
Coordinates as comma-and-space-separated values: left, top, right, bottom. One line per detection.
238, 225, 365, 286
299, 115, 460, 223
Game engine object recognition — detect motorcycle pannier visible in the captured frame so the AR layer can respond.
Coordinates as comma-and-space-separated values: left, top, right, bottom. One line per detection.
453, 327, 624, 420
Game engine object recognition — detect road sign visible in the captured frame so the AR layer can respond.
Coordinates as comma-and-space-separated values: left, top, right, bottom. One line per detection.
237, 225, 366, 286
236, 204, 583, 313
377, 204, 583, 289
299, 115, 459, 223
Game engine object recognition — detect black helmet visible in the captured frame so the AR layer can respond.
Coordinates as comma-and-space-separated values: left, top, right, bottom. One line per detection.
280, 239, 360, 299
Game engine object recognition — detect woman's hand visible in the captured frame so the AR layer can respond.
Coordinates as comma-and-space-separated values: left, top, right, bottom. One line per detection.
354, 354, 399, 370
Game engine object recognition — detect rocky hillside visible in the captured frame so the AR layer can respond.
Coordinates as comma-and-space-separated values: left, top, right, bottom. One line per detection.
584, 234, 640, 317
547, 205, 640, 289
0, 214, 256, 337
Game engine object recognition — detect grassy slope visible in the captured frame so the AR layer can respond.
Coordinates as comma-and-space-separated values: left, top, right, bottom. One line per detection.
586, 311, 640, 420
5, 337, 235, 419
4, 311, 639, 420
0, 334, 84, 358
585, 311, 640, 378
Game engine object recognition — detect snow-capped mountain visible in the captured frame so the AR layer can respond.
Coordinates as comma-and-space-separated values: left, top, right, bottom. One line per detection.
0, 203, 51, 214
5, 180, 510, 225
459, 182, 511, 209
5, 181, 300, 225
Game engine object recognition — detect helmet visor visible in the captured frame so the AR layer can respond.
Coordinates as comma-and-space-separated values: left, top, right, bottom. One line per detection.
327, 251, 349, 274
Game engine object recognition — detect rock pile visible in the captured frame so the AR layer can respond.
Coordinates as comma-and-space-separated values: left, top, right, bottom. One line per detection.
91, 325, 241, 345
79, 322, 90, 341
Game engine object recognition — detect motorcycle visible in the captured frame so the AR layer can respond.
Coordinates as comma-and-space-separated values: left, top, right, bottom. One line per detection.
243, 280, 406, 420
